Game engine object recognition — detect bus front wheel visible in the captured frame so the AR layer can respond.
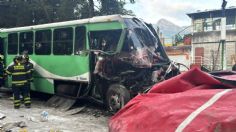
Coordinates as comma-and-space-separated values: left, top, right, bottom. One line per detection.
106, 84, 130, 112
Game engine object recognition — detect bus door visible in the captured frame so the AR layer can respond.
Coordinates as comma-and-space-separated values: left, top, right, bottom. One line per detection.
88, 29, 122, 73
74, 26, 90, 83
87, 29, 123, 99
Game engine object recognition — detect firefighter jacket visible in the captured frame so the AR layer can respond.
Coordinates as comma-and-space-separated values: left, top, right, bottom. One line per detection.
0, 62, 4, 79
26, 62, 34, 81
6, 63, 30, 86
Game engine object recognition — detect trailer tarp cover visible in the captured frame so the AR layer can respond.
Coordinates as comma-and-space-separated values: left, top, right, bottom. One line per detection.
109, 68, 236, 132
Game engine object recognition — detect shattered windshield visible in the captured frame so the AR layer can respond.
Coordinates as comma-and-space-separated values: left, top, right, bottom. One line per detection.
122, 18, 169, 68
124, 18, 158, 50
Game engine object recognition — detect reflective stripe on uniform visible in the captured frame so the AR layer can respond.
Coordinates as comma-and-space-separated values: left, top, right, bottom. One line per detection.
14, 100, 21, 106
12, 72, 29, 76
12, 80, 28, 84
24, 101, 31, 104
14, 100, 21, 103
13, 65, 24, 70
6, 70, 11, 74
24, 97, 31, 101
14, 103, 20, 106
15, 84, 25, 86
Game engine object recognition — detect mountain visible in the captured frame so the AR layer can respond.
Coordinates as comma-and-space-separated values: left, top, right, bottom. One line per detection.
155, 19, 191, 38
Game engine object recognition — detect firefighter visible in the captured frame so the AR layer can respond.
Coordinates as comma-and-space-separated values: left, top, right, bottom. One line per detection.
0, 55, 4, 87
23, 53, 34, 104
6, 56, 31, 109
22, 53, 34, 83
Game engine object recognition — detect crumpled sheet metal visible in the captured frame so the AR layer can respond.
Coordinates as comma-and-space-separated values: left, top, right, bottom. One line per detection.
109, 68, 236, 132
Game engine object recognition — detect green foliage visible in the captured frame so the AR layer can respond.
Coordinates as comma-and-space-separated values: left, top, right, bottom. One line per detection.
0, 0, 135, 28
174, 34, 183, 46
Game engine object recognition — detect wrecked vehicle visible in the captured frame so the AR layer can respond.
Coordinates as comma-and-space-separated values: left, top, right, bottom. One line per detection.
0, 15, 179, 111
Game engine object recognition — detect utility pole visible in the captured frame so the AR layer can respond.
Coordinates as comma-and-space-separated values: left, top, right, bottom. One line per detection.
221, 0, 227, 70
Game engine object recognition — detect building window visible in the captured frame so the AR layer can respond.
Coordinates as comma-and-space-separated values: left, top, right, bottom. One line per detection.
53, 28, 73, 55
203, 18, 213, 31
74, 26, 86, 55
8, 33, 18, 54
226, 16, 236, 30
194, 19, 203, 32
212, 18, 221, 31
19, 32, 33, 54
35, 30, 52, 55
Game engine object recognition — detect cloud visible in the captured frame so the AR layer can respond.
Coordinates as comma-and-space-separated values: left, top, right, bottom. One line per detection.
125, 0, 236, 26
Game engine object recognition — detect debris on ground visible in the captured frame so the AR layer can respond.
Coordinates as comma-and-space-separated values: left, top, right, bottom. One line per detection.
0, 121, 27, 132
0, 95, 109, 132
0, 113, 6, 120
45, 96, 76, 111
40, 111, 49, 122
65, 106, 86, 115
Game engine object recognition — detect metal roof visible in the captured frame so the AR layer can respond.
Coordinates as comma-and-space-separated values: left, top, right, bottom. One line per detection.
187, 7, 236, 19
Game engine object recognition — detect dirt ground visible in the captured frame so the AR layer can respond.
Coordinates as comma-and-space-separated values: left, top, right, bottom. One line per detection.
0, 92, 109, 132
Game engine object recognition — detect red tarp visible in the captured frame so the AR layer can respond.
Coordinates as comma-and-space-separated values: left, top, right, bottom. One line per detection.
109, 68, 236, 132
219, 74, 236, 81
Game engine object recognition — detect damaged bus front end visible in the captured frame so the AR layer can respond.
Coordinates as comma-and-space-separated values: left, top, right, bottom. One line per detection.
89, 17, 178, 112
0, 15, 179, 112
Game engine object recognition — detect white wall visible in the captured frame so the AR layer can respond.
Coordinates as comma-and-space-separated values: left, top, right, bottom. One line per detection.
169, 55, 190, 71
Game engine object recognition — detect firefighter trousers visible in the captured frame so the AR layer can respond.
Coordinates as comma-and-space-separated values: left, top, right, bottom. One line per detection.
12, 84, 31, 108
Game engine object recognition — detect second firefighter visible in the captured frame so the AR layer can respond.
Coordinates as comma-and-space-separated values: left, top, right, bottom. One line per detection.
6, 56, 31, 109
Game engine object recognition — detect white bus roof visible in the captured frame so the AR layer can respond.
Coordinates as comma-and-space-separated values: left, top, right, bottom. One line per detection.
0, 14, 133, 33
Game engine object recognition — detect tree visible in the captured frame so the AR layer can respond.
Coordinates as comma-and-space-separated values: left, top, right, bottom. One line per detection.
87, 0, 135, 17
88, 0, 95, 17
0, 0, 33, 27
0, 0, 135, 28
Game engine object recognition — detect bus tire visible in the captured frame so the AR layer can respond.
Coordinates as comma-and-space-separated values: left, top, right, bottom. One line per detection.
106, 84, 130, 112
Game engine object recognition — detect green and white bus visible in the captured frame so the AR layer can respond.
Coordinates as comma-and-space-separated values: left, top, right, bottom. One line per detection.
0, 15, 173, 111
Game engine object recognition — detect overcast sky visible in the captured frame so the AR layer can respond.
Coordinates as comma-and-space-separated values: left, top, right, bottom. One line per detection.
125, 0, 236, 26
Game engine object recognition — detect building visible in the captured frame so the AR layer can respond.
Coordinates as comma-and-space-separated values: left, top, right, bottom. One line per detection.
187, 7, 236, 70
165, 45, 191, 71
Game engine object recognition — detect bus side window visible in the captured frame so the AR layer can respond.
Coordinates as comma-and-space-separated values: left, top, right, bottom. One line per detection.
35, 30, 52, 55
74, 26, 86, 55
8, 33, 18, 55
20, 32, 33, 55
53, 28, 73, 55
